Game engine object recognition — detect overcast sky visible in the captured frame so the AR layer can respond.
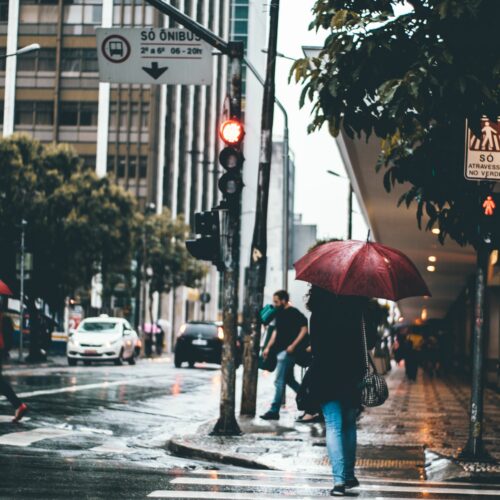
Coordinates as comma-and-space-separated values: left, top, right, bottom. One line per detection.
272, 1, 366, 241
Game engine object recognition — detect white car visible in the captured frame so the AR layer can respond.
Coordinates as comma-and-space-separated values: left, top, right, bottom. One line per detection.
67, 316, 138, 366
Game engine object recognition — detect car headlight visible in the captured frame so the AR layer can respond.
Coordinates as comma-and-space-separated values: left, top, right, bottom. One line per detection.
105, 339, 122, 348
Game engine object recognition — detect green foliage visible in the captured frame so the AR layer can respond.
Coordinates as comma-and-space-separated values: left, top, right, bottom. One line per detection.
0, 134, 138, 309
292, 0, 500, 248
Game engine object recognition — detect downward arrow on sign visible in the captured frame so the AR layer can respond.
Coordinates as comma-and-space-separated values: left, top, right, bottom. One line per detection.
142, 62, 168, 80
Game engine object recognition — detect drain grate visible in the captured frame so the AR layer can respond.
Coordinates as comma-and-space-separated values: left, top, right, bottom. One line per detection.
317, 457, 422, 469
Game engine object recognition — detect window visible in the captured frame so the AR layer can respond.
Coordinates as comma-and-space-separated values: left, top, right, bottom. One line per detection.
17, 48, 56, 72
0, 102, 3, 125
107, 155, 148, 179
0, 48, 5, 71
60, 101, 97, 126
0, 1, 9, 23
109, 102, 149, 130
14, 101, 54, 126
63, 1, 101, 25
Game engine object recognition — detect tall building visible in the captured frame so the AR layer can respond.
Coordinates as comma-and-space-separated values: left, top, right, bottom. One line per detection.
0, 0, 231, 218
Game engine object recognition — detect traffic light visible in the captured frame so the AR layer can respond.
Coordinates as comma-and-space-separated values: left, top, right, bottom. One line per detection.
480, 193, 499, 245
218, 119, 244, 208
186, 211, 223, 269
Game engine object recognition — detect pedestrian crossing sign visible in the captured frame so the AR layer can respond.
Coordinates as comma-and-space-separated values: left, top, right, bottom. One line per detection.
465, 117, 500, 181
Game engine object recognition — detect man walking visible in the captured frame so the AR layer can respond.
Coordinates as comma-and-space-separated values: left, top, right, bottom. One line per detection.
0, 312, 28, 423
260, 290, 308, 420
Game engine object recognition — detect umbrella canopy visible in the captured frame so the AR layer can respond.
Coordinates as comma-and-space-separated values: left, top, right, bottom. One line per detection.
294, 240, 430, 301
0, 279, 13, 296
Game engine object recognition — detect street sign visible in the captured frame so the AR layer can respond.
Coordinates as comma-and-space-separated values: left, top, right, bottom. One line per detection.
96, 28, 213, 85
200, 292, 211, 304
465, 117, 500, 181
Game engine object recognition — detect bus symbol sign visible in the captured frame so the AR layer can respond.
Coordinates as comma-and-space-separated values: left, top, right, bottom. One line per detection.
102, 34, 131, 64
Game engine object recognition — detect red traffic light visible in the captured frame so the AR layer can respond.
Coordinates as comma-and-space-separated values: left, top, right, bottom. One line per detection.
483, 195, 496, 216
219, 119, 244, 145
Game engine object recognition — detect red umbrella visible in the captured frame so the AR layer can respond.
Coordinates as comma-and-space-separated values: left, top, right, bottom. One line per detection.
0, 279, 13, 296
294, 240, 430, 301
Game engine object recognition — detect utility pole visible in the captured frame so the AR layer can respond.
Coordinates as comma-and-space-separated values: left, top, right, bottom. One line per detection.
459, 187, 494, 461
241, 0, 281, 417
18, 219, 27, 362
145, 0, 242, 435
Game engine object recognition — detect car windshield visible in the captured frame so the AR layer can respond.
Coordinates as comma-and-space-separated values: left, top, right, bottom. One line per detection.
78, 322, 120, 333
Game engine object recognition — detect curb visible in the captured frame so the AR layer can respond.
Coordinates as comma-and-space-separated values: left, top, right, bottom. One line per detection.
167, 437, 276, 470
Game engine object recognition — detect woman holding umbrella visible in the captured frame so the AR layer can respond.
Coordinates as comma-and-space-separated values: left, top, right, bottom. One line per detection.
295, 238, 429, 496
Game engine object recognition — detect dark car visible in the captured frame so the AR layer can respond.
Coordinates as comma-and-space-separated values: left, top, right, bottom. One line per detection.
174, 321, 242, 368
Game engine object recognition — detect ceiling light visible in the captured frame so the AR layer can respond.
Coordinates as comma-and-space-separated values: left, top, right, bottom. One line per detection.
428, 256, 437, 262
427, 265, 436, 272
421, 308, 428, 321
431, 228, 440, 235
398, 317, 404, 322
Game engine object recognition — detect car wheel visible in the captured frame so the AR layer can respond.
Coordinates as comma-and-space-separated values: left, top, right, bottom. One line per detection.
67, 357, 77, 366
127, 355, 136, 365
174, 352, 183, 368
114, 349, 123, 366
188, 361, 195, 368
83, 360, 91, 366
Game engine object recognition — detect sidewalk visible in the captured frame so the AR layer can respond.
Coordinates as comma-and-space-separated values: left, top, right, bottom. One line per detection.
169, 364, 500, 483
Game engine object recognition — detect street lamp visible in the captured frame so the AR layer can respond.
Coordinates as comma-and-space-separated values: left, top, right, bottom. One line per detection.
0, 43, 41, 60
326, 169, 354, 240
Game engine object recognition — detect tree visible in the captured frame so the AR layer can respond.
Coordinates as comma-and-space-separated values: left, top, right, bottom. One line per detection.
0, 134, 138, 360
141, 210, 207, 325
292, 0, 500, 248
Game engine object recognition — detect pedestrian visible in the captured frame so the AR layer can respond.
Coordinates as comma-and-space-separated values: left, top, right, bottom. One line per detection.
0, 311, 28, 423
404, 337, 418, 381
260, 290, 308, 420
155, 321, 164, 356
306, 286, 376, 497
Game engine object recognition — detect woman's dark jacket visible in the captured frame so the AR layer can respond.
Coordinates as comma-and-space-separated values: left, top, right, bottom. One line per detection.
309, 298, 377, 407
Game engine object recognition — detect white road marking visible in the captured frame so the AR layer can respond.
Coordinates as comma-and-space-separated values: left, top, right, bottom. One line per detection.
186, 469, 500, 489
0, 416, 30, 423
0, 427, 76, 447
0, 375, 159, 401
170, 477, 500, 496
149, 493, 322, 499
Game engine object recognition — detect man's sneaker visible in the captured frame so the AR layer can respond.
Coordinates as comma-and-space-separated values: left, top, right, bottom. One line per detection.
346, 477, 360, 489
330, 485, 345, 496
12, 403, 28, 423
260, 411, 279, 420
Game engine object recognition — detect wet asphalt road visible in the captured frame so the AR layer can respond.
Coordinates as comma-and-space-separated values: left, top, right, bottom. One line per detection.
1, 358, 500, 499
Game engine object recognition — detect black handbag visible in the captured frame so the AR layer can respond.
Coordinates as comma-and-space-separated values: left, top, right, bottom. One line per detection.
359, 314, 389, 407
296, 362, 321, 414
258, 326, 278, 372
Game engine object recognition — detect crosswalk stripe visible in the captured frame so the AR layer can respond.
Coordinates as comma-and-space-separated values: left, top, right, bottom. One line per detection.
170, 477, 500, 496
186, 469, 500, 489
0, 427, 76, 447
148, 493, 321, 499
0, 375, 159, 400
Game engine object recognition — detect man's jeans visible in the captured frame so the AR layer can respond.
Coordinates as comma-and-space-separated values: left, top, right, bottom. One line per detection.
270, 350, 300, 414
321, 400, 357, 485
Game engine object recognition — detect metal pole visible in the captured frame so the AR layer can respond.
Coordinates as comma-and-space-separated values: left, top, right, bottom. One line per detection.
241, 0, 281, 417
459, 243, 492, 461
18, 219, 26, 362
211, 42, 244, 436
348, 184, 353, 240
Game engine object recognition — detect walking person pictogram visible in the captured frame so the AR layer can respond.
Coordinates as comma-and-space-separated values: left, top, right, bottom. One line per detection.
483, 195, 496, 216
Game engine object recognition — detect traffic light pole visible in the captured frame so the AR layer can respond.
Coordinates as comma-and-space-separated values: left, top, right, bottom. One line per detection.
241, 0, 281, 417
145, 0, 242, 436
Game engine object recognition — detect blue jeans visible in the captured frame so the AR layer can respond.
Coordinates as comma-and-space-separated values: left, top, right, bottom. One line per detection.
321, 400, 357, 485
270, 350, 300, 414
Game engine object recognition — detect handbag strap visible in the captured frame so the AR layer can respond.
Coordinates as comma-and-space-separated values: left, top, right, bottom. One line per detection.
361, 313, 378, 375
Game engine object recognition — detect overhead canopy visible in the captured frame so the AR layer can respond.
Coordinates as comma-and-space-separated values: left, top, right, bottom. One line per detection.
337, 132, 476, 322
